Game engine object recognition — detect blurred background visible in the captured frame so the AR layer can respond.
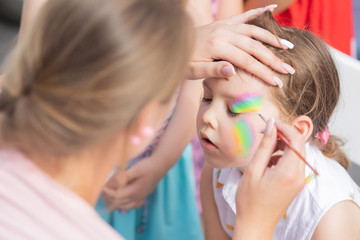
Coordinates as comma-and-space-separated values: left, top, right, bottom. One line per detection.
355, 0, 360, 59
0, 0, 359, 184
0, 0, 21, 72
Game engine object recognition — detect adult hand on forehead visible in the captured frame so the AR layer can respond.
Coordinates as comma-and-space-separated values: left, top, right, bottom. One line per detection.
186, 5, 294, 87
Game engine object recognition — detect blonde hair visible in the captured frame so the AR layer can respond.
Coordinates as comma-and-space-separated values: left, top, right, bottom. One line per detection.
248, 12, 349, 169
0, 0, 193, 158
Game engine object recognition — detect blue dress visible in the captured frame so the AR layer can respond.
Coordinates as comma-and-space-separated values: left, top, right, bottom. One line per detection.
95, 144, 204, 240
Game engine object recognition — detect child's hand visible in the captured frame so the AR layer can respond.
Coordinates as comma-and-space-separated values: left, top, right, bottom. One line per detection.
187, 6, 294, 85
102, 156, 163, 211
233, 120, 306, 240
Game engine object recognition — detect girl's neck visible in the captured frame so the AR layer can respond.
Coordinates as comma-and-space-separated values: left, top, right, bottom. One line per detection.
238, 165, 247, 174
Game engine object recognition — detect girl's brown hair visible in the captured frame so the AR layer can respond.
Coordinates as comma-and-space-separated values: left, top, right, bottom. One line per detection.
248, 12, 349, 169
0, 0, 193, 158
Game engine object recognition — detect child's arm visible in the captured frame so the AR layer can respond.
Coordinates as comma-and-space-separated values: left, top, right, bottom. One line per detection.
216, 0, 296, 21
102, 79, 203, 210
311, 201, 360, 240
186, 0, 214, 26
200, 162, 231, 240
216, 0, 244, 20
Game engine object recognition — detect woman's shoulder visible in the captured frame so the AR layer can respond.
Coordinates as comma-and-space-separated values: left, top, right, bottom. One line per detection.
0, 148, 124, 240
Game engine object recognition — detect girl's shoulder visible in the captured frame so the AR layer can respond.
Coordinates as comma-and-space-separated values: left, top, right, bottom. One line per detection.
274, 143, 360, 240
305, 144, 360, 207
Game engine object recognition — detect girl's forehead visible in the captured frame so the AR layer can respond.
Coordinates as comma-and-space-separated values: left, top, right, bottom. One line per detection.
203, 69, 267, 97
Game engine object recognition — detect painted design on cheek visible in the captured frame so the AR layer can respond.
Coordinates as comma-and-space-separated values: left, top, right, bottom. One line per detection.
232, 93, 263, 113
232, 119, 255, 157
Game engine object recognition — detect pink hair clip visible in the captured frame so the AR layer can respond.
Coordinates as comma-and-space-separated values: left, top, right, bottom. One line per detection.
315, 126, 330, 145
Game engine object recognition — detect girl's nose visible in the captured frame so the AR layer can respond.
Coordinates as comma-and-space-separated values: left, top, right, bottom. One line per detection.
201, 105, 218, 129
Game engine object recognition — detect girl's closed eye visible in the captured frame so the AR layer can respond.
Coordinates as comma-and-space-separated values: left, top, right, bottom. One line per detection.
201, 88, 213, 103
227, 106, 240, 118
201, 96, 212, 103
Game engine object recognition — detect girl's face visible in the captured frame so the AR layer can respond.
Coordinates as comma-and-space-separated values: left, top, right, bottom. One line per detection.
196, 69, 281, 172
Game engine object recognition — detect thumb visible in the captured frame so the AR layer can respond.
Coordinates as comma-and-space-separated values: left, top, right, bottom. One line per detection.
186, 61, 235, 80
248, 118, 277, 178
124, 164, 141, 183
105, 166, 127, 189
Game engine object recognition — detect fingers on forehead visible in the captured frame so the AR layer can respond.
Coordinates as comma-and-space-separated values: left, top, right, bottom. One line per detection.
216, 45, 278, 85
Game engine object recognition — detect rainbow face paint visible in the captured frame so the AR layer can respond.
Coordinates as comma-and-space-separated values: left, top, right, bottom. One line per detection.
232, 119, 255, 157
232, 93, 263, 114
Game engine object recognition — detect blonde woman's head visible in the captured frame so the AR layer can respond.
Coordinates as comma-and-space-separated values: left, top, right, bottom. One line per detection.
0, 0, 193, 160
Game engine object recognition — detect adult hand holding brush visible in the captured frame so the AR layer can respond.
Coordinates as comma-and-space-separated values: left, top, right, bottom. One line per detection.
233, 120, 306, 240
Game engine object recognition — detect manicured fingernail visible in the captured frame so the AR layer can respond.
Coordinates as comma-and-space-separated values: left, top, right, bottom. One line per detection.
280, 39, 294, 49
265, 118, 275, 136
222, 65, 235, 77
259, 128, 265, 133
273, 75, 283, 88
281, 62, 295, 74
121, 210, 127, 214
265, 4, 278, 10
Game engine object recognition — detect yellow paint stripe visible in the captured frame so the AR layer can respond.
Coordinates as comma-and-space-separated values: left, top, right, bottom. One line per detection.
215, 180, 223, 188
226, 224, 234, 230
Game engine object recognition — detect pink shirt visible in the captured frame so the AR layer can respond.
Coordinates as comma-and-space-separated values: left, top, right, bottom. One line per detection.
0, 149, 124, 240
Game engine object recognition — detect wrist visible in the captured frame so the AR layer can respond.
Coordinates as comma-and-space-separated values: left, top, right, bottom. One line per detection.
233, 215, 274, 240
147, 152, 173, 180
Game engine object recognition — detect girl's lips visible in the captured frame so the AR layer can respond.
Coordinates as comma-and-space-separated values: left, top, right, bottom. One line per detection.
200, 132, 218, 151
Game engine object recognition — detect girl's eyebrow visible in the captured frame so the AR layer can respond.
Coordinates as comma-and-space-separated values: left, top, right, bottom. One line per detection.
202, 80, 210, 89
202, 80, 213, 93
223, 93, 242, 100
203, 80, 241, 98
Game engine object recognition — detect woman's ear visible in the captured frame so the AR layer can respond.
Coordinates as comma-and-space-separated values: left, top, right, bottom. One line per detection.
126, 97, 174, 158
123, 102, 158, 159
291, 115, 313, 141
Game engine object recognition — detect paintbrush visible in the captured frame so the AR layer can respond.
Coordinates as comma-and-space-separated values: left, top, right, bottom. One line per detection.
258, 113, 319, 175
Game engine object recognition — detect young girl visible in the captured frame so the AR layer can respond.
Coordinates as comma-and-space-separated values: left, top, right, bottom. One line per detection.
199, 12, 360, 240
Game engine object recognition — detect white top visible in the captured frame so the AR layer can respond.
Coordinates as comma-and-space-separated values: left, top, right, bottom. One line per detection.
213, 143, 360, 239
0, 149, 124, 240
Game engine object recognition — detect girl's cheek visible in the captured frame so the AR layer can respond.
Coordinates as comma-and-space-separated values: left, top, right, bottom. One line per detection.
231, 118, 257, 158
